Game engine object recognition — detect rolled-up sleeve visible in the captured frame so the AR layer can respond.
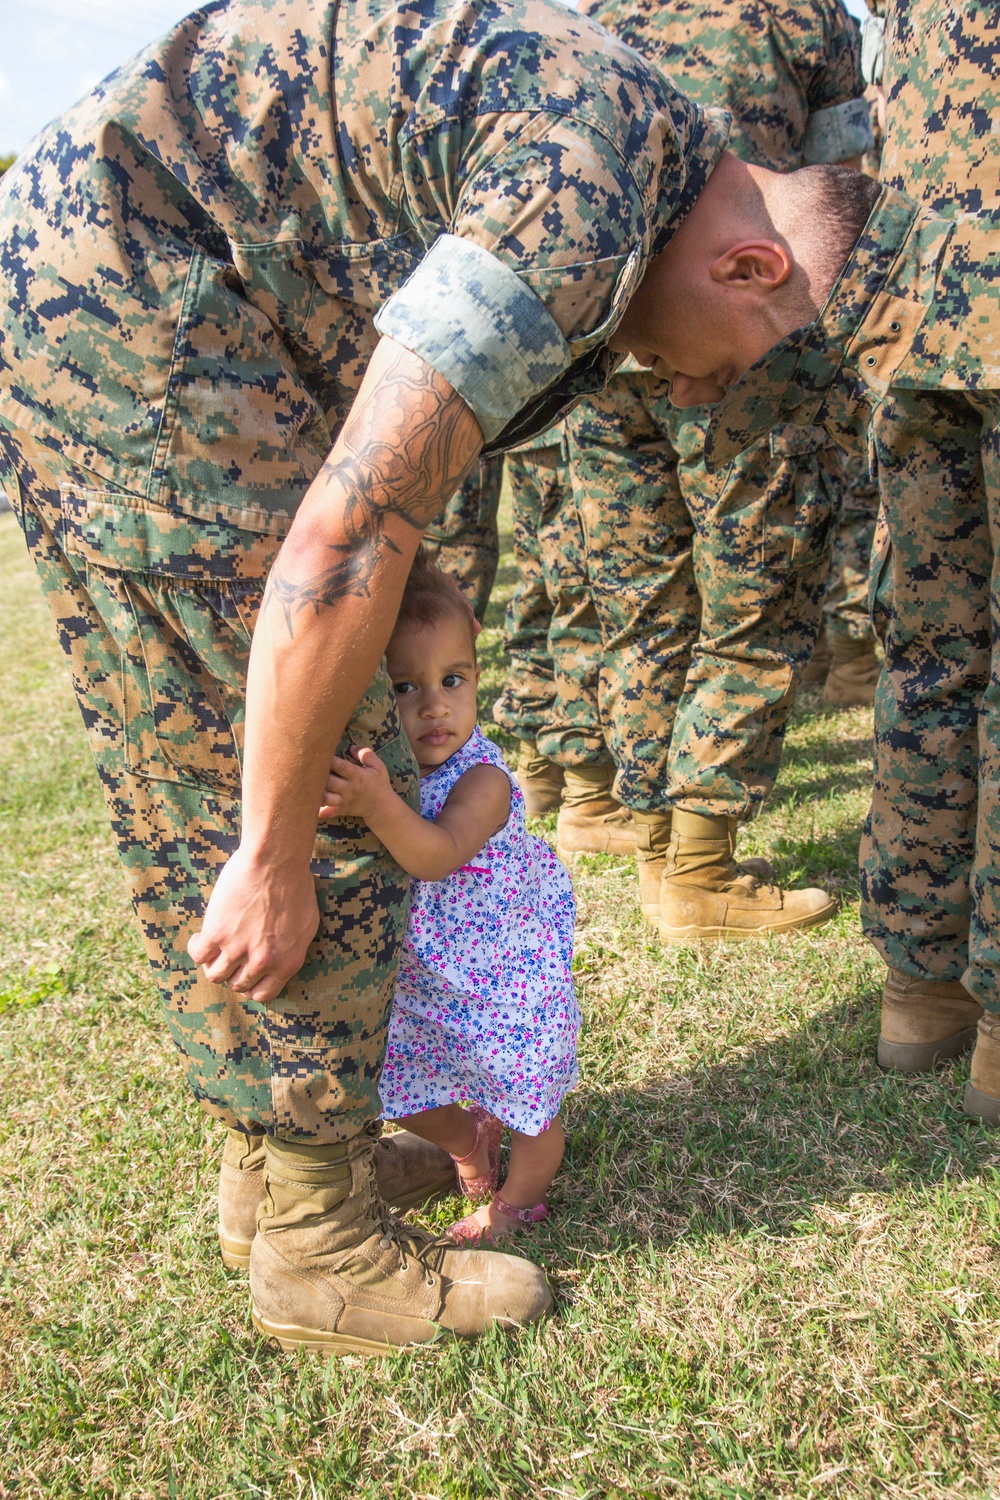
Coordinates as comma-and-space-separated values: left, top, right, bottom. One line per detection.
802, 96, 875, 162
374, 234, 572, 443
378, 89, 725, 441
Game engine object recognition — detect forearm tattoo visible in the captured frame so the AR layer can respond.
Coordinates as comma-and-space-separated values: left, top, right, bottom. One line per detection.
265, 350, 479, 632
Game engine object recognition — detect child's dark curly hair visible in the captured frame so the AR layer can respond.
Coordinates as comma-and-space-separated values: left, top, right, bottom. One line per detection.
390, 546, 477, 652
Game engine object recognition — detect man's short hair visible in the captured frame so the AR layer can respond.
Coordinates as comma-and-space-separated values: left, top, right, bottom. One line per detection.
799, 164, 882, 291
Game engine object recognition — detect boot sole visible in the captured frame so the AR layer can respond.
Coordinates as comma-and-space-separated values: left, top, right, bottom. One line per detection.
877, 1025, 979, 1074
251, 1308, 445, 1356
219, 1231, 252, 1272
219, 1172, 457, 1271
963, 1081, 1000, 1125
656, 901, 837, 945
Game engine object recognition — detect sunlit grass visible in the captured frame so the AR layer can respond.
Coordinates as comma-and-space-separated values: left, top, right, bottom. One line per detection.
2, 508, 998, 1499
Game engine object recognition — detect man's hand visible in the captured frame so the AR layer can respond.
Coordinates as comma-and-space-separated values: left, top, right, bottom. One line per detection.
318, 745, 392, 822
187, 848, 320, 1004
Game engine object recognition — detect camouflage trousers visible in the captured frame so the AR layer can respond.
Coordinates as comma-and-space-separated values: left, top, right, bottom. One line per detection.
423, 455, 505, 622
861, 387, 1000, 1014
823, 451, 879, 642
493, 437, 608, 766
500, 372, 840, 817
0, 424, 416, 1141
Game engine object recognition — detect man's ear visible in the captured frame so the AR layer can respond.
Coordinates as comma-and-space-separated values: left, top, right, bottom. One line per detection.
709, 239, 793, 291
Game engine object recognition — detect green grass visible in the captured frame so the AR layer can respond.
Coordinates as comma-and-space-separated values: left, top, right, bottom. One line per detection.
2, 507, 999, 1500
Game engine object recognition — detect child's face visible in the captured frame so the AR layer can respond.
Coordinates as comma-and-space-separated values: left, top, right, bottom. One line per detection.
386, 610, 480, 776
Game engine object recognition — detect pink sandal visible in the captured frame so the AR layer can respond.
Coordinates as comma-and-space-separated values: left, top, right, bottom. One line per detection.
447, 1194, 550, 1245
450, 1103, 503, 1204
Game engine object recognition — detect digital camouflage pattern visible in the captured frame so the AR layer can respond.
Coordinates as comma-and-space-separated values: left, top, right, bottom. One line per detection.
704, 1, 1000, 1009
0, 0, 728, 1137
422, 457, 504, 623
823, 449, 879, 642
866, 0, 1000, 1012
500, 0, 867, 816
493, 435, 608, 767
0, 428, 417, 1138
0, 0, 727, 512
563, 377, 840, 815
582, 0, 873, 171
874, 0, 1000, 215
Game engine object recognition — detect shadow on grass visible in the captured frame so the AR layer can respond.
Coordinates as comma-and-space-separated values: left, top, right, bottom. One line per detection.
768, 734, 875, 807
549, 987, 1000, 1260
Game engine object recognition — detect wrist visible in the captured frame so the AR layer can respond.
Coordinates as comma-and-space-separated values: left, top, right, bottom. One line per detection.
364, 782, 406, 836
237, 829, 316, 875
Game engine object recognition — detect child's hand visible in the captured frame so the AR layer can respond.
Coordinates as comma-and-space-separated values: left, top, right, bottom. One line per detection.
318, 745, 391, 823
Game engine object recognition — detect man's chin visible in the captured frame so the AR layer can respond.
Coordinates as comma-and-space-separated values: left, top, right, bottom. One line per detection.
668, 385, 724, 409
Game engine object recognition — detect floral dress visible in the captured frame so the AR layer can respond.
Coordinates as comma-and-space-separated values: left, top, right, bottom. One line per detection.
379, 726, 579, 1136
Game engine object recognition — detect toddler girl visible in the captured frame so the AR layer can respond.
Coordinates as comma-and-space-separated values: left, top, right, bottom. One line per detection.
320, 550, 579, 1243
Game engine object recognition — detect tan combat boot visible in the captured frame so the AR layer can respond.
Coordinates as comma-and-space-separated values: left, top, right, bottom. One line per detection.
249, 1133, 553, 1355
877, 967, 983, 1073
515, 741, 565, 815
656, 810, 836, 944
824, 634, 879, 707
632, 810, 673, 929
219, 1125, 457, 1271
800, 629, 832, 687
632, 810, 776, 932
219, 1128, 267, 1270
555, 764, 636, 859
964, 1015, 1000, 1124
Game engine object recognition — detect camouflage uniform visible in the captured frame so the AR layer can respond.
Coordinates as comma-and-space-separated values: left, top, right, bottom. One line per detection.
0, 0, 727, 1140
822, 448, 880, 643
818, 85, 883, 658
868, 0, 1000, 1012
502, 0, 872, 818
704, 13, 1000, 1015
494, 425, 608, 767
421, 455, 504, 623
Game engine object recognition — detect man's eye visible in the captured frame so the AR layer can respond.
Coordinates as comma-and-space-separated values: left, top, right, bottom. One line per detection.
443, 673, 463, 688
393, 681, 416, 695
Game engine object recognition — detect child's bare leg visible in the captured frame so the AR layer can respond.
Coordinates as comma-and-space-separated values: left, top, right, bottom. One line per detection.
502, 1117, 565, 1207
466, 1117, 564, 1236
392, 1105, 488, 1187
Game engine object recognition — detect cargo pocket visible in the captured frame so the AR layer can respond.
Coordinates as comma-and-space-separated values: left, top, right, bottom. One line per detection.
266, 842, 410, 1135
760, 428, 839, 571
61, 485, 279, 793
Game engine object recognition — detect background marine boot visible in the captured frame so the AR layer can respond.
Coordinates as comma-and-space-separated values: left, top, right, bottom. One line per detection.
656, 810, 836, 944
249, 1133, 553, 1355
219, 1125, 457, 1271
219, 1128, 267, 1270
800, 628, 832, 687
514, 741, 565, 815
555, 764, 636, 859
824, 633, 879, 707
877, 967, 982, 1073
964, 1015, 1000, 1125
633, 811, 776, 933
632, 810, 673, 929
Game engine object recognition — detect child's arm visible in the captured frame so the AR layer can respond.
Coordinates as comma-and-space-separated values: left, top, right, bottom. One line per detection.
319, 747, 510, 880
